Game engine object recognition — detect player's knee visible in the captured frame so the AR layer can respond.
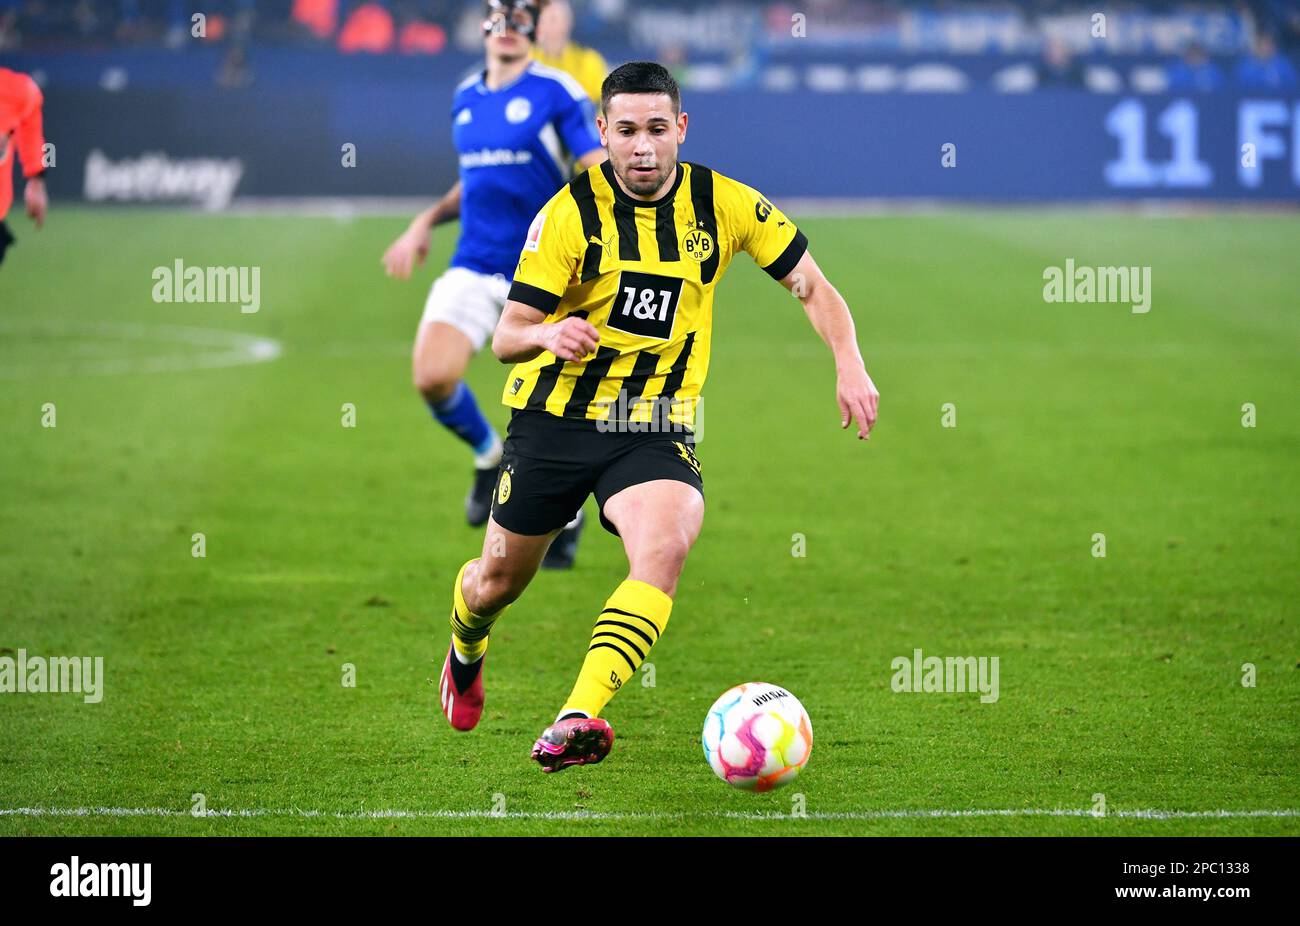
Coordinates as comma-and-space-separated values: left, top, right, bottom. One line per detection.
413, 359, 458, 402
469, 560, 526, 613
632, 531, 692, 584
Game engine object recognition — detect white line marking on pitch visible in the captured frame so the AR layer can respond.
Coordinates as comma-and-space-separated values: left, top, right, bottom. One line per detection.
2, 807, 1297, 822
222, 195, 1300, 220
0, 320, 282, 379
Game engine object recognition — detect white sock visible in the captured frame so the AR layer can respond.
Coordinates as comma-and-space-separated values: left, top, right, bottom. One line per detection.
473, 433, 503, 470
562, 508, 584, 531
556, 709, 589, 722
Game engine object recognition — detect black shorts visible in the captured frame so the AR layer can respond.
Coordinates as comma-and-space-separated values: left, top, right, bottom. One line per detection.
490, 409, 704, 537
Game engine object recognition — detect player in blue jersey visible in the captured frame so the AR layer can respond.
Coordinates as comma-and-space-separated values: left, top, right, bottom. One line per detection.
382, 0, 604, 567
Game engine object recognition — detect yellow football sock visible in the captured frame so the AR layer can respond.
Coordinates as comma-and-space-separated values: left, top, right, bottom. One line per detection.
449, 560, 505, 662
560, 579, 673, 718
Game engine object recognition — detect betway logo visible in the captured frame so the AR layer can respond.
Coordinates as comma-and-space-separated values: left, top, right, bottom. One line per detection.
50, 856, 151, 906
459, 148, 533, 169
84, 149, 244, 210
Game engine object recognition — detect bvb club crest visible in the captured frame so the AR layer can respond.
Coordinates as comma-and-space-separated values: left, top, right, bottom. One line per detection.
497, 469, 512, 505
681, 222, 715, 263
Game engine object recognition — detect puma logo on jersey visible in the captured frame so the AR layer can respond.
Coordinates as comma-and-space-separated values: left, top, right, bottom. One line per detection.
590, 233, 616, 259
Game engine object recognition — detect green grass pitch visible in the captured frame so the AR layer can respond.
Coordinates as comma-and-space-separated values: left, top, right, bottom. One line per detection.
0, 207, 1297, 836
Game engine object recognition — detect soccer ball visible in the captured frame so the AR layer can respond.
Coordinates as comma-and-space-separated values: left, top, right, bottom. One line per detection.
702, 682, 813, 791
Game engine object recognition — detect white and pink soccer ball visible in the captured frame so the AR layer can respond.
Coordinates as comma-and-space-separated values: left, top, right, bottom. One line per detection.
702, 682, 813, 791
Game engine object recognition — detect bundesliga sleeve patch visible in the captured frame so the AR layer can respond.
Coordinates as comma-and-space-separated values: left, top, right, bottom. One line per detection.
524, 212, 546, 252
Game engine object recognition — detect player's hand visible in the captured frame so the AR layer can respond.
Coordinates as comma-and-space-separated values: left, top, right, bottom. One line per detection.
25, 178, 47, 230
837, 365, 879, 440
538, 317, 600, 362
381, 224, 430, 279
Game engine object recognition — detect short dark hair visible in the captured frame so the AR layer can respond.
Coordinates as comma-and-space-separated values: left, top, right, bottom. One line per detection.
600, 61, 681, 116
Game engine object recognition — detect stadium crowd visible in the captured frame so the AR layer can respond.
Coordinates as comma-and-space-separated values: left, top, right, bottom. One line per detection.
1, 0, 1296, 92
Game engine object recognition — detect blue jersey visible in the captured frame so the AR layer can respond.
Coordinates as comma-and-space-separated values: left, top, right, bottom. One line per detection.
449, 62, 601, 279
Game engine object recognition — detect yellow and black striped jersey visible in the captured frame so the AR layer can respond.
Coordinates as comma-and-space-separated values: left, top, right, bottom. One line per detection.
503, 160, 807, 429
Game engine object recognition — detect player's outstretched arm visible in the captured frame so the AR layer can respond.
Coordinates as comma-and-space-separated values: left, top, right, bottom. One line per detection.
492, 300, 600, 364
381, 181, 462, 279
778, 249, 880, 440
14, 74, 47, 229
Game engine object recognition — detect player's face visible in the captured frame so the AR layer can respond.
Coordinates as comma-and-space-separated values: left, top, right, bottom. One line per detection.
485, 29, 530, 60
536, 2, 572, 48
483, 2, 535, 60
598, 93, 688, 199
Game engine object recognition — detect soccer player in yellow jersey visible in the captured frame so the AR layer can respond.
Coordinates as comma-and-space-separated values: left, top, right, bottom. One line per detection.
533, 0, 607, 104
435, 62, 880, 772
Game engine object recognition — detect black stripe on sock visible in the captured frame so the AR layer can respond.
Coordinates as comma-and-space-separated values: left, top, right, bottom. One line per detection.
452, 606, 491, 639
594, 619, 655, 649
601, 607, 662, 640
590, 631, 646, 662
588, 641, 638, 673
452, 614, 491, 643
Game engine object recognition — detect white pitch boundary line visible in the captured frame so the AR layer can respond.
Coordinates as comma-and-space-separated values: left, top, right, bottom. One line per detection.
0, 320, 283, 380
2, 807, 1297, 822
217, 196, 1300, 220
